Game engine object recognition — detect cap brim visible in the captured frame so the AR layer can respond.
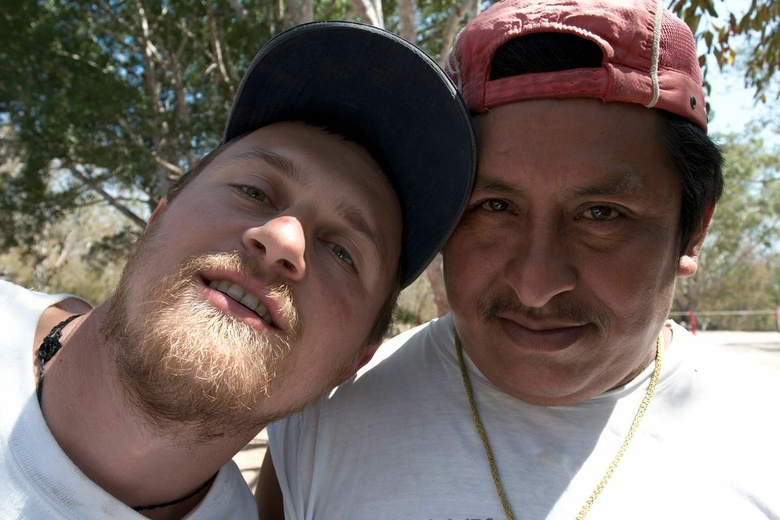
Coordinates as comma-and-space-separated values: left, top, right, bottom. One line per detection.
223, 21, 476, 288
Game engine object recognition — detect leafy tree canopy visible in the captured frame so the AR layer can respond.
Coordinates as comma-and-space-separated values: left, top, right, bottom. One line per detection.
2, 0, 779, 318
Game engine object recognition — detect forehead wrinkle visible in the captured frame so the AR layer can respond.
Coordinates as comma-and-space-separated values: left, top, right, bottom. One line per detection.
475, 168, 648, 203
569, 168, 645, 198
226, 146, 305, 185
473, 173, 526, 197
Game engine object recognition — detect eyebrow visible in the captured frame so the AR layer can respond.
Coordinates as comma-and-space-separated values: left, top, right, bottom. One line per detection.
228, 145, 385, 262
227, 147, 305, 186
475, 169, 645, 199
333, 201, 386, 263
473, 175, 525, 196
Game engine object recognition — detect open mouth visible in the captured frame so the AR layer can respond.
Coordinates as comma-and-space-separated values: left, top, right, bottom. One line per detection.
207, 279, 273, 326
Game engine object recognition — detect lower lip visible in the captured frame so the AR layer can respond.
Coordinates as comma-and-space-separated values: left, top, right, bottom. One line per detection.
201, 284, 270, 331
499, 318, 588, 353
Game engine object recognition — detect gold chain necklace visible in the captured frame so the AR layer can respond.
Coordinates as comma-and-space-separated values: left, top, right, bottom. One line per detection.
455, 332, 663, 520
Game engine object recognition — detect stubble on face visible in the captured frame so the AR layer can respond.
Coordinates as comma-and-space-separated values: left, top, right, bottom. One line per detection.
103, 232, 302, 441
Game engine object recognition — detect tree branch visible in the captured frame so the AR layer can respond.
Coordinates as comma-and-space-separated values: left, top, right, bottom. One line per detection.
64, 161, 148, 229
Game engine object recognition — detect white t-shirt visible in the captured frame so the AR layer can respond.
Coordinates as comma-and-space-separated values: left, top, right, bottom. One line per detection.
0, 281, 257, 519
270, 314, 780, 519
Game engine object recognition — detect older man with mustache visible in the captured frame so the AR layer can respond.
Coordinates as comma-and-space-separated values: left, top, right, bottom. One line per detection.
258, 2, 780, 519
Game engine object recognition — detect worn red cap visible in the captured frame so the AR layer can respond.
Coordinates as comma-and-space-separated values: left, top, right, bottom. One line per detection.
446, 0, 708, 131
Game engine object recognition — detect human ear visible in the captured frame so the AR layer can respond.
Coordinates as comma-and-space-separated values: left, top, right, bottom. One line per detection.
148, 197, 168, 227
677, 204, 715, 277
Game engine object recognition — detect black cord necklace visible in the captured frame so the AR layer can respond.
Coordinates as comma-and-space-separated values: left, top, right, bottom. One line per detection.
37, 314, 82, 403
131, 475, 216, 512
36, 314, 216, 512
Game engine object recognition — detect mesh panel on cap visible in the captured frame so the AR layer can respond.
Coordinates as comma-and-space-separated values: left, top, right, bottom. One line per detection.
659, 10, 699, 79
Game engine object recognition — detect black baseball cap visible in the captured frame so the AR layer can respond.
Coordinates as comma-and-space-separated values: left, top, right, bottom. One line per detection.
223, 21, 477, 288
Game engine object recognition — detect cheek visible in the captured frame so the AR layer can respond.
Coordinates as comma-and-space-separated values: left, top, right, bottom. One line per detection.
446, 221, 515, 264
444, 229, 508, 304
581, 244, 678, 326
296, 303, 370, 383
305, 283, 375, 342
156, 202, 236, 254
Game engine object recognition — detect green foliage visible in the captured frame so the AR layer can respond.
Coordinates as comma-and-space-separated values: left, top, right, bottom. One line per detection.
670, 0, 780, 101
2, 0, 780, 324
1, 0, 284, 255
674, 128, 780, 330
405, 0, 473, 61
735, 0, 780, 102
0, 202, 128, 302
2, 1, 138, 243
0, 0, 385, 296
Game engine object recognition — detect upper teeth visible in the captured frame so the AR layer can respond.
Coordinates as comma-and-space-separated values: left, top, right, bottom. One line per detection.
208, 280, 272, 324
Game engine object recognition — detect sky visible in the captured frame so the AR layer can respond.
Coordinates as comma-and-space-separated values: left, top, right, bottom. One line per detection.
706, 63, 775, 140
701, 0, 778, 144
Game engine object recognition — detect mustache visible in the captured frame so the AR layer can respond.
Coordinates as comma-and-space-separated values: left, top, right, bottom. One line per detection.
477, 292, 606, 329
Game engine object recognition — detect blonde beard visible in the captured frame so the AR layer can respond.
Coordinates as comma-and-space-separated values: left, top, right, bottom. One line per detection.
105, 249, 303, 441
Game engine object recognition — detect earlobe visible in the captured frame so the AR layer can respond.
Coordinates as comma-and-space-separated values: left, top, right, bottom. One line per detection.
148, 197, 168, 227
677, 204, 715, 277
677, 255, 699, 277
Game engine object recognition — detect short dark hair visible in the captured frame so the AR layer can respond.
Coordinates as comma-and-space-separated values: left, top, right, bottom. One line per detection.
490, 32, 724, 255
660, 112, 723, 254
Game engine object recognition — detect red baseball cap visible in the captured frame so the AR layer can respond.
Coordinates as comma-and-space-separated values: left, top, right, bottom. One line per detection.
446, 0, 708, 131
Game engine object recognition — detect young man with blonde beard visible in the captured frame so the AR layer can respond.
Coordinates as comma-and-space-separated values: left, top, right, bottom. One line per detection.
258, 1, 780, 519
0, 22, 476, 519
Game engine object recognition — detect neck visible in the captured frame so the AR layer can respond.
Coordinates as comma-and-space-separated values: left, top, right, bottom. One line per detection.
609, 325, 671, 391
457, 321, 672, 407
37, 304, 262, 518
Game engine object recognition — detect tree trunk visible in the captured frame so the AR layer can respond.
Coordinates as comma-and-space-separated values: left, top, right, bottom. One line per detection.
438, 0, 481, 67
351, 0, 384, 28
398, 0, 416, 42
425, 254, 449, 317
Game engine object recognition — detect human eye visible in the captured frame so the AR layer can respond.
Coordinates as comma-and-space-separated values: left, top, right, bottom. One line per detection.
239, 185, 271, 204
461, 197, 519, 226
479, 199, 510, 212
328, 242, 355, 267
580, 205, 621, 221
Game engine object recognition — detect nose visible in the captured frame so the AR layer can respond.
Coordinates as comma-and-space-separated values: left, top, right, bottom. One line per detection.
243, 215, 307, 282
505, 219, 576, 308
